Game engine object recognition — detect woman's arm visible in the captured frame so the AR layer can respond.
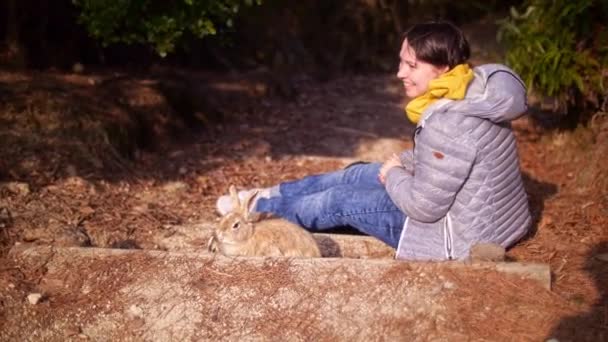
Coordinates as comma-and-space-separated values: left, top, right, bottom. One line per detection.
384, 121, 477, 223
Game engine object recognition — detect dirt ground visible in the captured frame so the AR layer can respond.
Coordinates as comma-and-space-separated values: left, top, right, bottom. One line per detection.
0, 60, 607, 340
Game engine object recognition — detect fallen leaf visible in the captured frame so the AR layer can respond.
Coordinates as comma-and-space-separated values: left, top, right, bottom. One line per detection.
79, 206, 95, 216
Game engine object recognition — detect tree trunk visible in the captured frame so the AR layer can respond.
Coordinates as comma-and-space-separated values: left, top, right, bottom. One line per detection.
380, 0, 408, 35
5, 0, 26, 68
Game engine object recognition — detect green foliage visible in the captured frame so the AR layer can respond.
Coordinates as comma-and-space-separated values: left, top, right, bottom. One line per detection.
498, 0, 607, 115
72, 0, 261, 57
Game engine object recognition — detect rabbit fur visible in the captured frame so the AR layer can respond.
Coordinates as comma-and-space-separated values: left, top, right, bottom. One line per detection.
208, 185, 322, 258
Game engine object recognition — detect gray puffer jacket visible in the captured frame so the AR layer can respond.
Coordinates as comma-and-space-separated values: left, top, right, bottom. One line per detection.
385, 64, 531, 261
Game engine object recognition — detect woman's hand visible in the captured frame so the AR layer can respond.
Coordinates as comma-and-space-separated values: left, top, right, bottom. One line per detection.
379, 153, 402, 184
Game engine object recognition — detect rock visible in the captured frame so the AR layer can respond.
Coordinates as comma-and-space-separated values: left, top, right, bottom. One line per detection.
27, 293, 43, 305
469, 243, 506, 262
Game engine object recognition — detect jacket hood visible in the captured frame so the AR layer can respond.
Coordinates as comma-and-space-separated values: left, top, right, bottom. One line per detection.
442, 64, 528, 123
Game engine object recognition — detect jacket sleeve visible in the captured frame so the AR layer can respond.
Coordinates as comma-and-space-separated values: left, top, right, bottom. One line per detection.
398, 149, 414, 173
384, 121, 477, 223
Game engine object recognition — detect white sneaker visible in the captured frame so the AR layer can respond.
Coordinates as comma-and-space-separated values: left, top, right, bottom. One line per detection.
215, 194, 234, 216
215, 188, 269, 216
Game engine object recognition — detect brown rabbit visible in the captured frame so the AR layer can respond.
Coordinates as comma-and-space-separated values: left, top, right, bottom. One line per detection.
208, 185, 322, 258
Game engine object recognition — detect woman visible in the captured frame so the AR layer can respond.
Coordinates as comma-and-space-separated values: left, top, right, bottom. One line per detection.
217, 21, 531, 261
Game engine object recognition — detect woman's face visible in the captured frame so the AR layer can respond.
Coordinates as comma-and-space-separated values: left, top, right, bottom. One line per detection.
397, 39, 449, 98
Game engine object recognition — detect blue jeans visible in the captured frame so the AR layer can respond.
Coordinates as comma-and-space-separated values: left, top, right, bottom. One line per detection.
255, 163, 406, 248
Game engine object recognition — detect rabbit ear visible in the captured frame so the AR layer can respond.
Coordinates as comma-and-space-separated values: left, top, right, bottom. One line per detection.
241, 189, 259, 219
229, 185, 240, 210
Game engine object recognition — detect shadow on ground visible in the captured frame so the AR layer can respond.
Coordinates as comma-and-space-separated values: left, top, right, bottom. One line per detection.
0, 69, 409, 186
548, 241, 608, 341
520, 172, 559, 242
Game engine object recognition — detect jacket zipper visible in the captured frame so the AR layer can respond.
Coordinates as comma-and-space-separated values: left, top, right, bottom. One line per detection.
443, 212, 454, 260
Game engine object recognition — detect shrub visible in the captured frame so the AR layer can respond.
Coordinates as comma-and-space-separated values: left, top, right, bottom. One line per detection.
498, 0, 607, 122
72, 0, 261, 57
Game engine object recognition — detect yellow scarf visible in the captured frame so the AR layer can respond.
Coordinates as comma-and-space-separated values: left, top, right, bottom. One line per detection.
405, 64, 474, 124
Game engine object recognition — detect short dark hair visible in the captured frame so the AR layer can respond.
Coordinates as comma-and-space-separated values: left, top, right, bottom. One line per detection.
403, 21, 470, 69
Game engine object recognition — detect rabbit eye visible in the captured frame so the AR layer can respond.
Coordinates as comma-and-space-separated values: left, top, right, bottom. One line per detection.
232, 222, 240, 230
